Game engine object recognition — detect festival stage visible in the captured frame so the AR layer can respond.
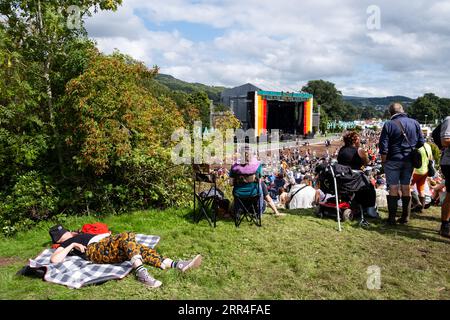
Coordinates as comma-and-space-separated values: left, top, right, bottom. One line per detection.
247, 90, 314, 138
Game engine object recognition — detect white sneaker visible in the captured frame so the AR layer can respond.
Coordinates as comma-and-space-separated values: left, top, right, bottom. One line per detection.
136, 268, 162, 288
176, 255, 202, 272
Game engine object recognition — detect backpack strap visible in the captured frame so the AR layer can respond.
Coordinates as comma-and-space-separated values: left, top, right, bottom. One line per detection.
423, 143, 433, 161
392, 119, 415, 151
287, 185, 308, 205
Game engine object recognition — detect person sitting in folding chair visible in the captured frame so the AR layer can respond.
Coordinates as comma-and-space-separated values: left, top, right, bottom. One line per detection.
230, 150, 284, 227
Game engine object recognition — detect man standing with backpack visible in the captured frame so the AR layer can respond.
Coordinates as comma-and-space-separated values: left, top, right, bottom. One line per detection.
378, 103, 425, 225
438, 116, 450, 238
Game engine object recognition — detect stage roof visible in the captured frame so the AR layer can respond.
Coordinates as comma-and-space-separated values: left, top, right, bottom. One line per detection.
257, 90, 313, 101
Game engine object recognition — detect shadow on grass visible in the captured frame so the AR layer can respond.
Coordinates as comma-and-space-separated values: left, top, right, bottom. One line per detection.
281, 207, 450, 244
279, 208, 315, 216
410, 213, 441, 222
182, 208, 237, 227
347, 216, 450, 245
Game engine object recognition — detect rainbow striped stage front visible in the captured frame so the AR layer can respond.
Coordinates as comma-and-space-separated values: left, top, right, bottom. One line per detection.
248, 90, 314, 137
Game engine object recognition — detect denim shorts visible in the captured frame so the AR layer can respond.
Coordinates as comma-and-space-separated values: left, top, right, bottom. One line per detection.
384, 160, 413, 186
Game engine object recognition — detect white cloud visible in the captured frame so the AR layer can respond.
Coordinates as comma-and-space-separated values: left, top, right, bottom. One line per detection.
84, 0, 450, 98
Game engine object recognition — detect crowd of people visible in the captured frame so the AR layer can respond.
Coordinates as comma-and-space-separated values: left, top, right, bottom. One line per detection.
46, 103, 449, 290
227, 103, 450, 239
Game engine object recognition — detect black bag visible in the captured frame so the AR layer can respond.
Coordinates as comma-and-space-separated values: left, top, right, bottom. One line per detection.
432, 123, 443, 150
423, 146, 436, 177
393, 120, 422, 169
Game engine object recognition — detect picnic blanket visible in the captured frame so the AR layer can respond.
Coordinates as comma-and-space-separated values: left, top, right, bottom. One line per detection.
27, 234, 160, 289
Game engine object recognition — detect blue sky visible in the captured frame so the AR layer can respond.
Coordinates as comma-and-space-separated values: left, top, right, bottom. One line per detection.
85, 0, 450, 98
135, 9, 224, 43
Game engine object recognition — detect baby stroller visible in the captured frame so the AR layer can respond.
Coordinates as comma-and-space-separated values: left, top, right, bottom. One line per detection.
316, 163, 372, 231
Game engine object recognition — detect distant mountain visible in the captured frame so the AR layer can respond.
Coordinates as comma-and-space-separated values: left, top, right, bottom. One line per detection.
154, 74, 416, 111
343, 95, 415, 109
154, 74, 228, 103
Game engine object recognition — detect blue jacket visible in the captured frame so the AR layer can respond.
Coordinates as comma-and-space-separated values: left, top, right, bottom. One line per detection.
378, 113, 425, 161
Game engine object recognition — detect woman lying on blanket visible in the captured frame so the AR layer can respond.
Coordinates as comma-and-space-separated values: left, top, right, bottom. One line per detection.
49, 225, 202, 288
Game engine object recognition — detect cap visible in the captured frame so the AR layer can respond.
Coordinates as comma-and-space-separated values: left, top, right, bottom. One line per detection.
49, 225, 68, 244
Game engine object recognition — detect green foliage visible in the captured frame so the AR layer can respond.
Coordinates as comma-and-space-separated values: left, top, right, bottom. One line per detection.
302, 80, 345, 121
59, 52, 192, 213
0, 171, 59, 235
0, 1, 196, 235
408, 93, 450, 124
213, 111, 241, 131
188, 91, 211, 127
155, 73, 226, 103
429, 142, 441, 167
302, 80, 366, 122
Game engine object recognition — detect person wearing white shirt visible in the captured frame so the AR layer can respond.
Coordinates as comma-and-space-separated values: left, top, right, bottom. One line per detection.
287, 175, 318, 209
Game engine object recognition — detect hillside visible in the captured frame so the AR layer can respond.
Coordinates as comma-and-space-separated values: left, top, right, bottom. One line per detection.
343, 95, 415, 109
154, 74, 415, 110
1, 206, 449, 299
154, 74, 228, 103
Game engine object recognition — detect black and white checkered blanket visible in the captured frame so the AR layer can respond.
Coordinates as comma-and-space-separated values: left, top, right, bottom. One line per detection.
28, 234, 160, 289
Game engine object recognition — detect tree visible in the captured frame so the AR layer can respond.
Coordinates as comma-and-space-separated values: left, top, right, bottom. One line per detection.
302, 80, 346, 121
0, 0, 123, 178
188, 91, 211, 127
408, 93, 440, 123
213, 111, 241, 132
62, 52, 184, 175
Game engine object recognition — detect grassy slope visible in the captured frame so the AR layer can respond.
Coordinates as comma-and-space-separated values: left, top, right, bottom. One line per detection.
0, 207, 448, 300
154, 74, 227, 102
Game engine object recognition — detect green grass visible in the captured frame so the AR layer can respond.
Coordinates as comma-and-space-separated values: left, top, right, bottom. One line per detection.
0, 206, 449, 300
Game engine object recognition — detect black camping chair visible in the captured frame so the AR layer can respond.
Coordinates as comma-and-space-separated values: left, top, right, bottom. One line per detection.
232, 182, 263, 227
193, 165, 218, 228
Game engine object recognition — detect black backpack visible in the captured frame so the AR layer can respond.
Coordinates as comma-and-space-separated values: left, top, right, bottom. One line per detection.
393, 120, 423, 169
432, 123, 443, 150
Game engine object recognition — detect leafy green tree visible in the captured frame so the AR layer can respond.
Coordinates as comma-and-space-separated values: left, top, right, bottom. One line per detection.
1, 0, 123, 173
302, 80, 350, 121
408, 93, 440, 123
61, 51, 190, 212
188, 91, 211, 127
213, 111, 241, 131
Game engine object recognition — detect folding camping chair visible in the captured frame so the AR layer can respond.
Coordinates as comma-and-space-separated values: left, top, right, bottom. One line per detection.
193, 164, 218, 228
232, 182, 263, 227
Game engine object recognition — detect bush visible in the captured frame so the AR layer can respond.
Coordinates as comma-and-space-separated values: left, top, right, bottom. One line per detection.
0, 52, 195, 235
0, 171, 59, 235
429, 142, 441, 167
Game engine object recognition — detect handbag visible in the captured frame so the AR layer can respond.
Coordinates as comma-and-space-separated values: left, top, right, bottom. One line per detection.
393, 120, 422, 169
423, 146, 436, 177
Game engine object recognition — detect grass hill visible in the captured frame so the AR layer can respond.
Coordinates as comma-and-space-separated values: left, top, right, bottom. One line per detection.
343, 95, 415, 109
154, 74, 228, 103
1, 206, 449, 299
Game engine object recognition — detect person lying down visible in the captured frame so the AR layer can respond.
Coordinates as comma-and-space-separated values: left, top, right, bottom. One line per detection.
49, 225, 202, 288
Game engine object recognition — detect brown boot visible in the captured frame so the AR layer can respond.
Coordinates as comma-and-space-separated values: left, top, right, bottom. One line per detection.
386, 195, 399, 225
398, 196, 411, 224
